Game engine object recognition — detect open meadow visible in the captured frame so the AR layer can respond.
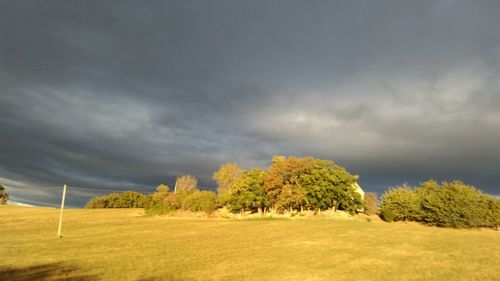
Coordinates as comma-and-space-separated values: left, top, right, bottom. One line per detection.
1, 205, 499, 281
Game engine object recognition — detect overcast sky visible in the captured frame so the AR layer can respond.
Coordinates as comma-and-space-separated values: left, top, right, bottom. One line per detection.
1, 0, 499, 207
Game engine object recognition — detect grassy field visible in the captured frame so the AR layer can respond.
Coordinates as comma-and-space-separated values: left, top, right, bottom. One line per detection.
1, 205, 499, 281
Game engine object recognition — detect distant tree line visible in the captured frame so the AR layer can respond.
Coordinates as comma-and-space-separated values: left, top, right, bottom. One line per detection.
379, 180, 499, 229
83, 156, 500, 229
84, 191, 150, 208
85, 156, 364, 215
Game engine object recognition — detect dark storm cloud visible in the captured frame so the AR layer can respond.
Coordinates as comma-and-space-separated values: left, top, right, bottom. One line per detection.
1, 0, 499, 206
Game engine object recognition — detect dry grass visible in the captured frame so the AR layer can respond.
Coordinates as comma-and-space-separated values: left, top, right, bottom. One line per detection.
1, 205, 499, 281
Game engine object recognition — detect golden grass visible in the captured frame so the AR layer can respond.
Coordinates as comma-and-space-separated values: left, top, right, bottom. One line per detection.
1, 205, 499, 281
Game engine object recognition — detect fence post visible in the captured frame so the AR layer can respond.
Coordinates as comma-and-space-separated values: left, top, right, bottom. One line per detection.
57, 184, 67, 238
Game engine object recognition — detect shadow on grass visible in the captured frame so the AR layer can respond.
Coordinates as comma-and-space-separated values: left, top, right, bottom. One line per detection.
0, 262, 98, 281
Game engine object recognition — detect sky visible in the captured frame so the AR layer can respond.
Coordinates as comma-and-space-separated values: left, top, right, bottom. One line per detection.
1, 0, 499, 207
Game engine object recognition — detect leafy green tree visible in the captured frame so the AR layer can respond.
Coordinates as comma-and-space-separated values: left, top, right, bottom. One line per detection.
213, 163, 244, 202
264, 156, 312, 212
263, 156, 361, 213
301, 159, 361, 213
85, 191, 148, 208
418, 181, 499, 228
226, 169, 269, 213
379, 185, 420, 222
181, 191, 218, 214
0, 184, 9, 204
379, 180, 499, 228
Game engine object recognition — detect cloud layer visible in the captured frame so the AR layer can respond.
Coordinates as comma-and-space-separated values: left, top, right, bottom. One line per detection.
1, 1, 499, 206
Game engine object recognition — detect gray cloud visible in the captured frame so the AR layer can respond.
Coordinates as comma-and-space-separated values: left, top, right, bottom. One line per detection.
1, 0, 499, 206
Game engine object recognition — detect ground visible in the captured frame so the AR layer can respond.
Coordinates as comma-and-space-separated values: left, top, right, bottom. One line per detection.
1, 205, 499, 281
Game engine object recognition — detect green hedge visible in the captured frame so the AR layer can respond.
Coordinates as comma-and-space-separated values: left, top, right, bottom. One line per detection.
85, 191, 150, 208
379, 180, 499, 228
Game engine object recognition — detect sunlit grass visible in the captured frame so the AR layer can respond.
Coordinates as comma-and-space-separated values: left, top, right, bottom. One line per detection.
1, 205, 499, 280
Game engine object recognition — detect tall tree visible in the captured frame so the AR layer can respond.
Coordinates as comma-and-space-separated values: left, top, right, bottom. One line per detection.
264, 155, 362, 213
264, 156, 312, 211
226, 169, 269, 213
152, 184, 169, 202
174, 175, 198, 194
213, 163, 244, 199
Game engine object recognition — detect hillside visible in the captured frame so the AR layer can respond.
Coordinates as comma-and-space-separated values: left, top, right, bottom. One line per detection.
1, 205, 499, 280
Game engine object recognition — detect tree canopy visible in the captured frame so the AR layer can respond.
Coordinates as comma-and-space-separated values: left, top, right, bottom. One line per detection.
213, 162, 244, 198
223, 156, 363, 214
174, 175, 198, 194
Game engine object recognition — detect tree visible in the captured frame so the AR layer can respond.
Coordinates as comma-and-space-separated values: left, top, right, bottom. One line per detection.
226, 168, 269, 213
301, 158, 361, 213
174, 175, 198, 194
264, 156, 312, 212
213, 163, 244, 200
379, 180, 499, 228
85, 191, 148, 208
379, 185, 420, 222
363, 192, 378, 215
417, 180, 499, 228
152, 184, 169, 202
263, 156, 361, 213
181, 191, 218, 214
0, 184, 9, 204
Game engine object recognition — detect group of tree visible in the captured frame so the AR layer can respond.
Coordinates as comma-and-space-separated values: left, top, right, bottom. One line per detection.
85, 156, 364, 215
0, 184, 9, 204
146, 175, 217, 215
84, 191, 150, 208
82, 156, 500, 229
85, 175, 218, 215
379, 180, 500, 228
214, 156, 363, 215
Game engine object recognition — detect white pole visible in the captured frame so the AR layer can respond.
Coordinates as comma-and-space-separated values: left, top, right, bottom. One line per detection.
57, 184, 67, 238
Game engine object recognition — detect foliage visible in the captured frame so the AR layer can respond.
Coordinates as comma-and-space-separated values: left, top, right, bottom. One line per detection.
174, 175, 198, 194
226, 168, 269, 213
213, 163, 244, 202
85, 191, 148, 208
379, 180, 500, 228
363, 192, 378, 215
263, 156, 362, 214
152, 184, 169, 203
144, 200, 176, 216
379, 185, 420, 222
0, 184, 9, 204
417, 180, 499, 228
146, 181, 217, 214
181, 191, 218, 213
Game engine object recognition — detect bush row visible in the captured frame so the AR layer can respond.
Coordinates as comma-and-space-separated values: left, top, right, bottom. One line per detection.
84, 191, 151, 208
379, 180, 500, 228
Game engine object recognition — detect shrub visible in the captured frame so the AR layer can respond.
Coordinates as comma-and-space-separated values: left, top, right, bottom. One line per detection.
363, 192, 378, 215
379, 180, 500, 228
418, 181, 499, 228
181, 191, 218, 214
226, 169, 268, 213
379, 185, 420, 222
145, 201, 177, 216
85, 191, 148, 208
